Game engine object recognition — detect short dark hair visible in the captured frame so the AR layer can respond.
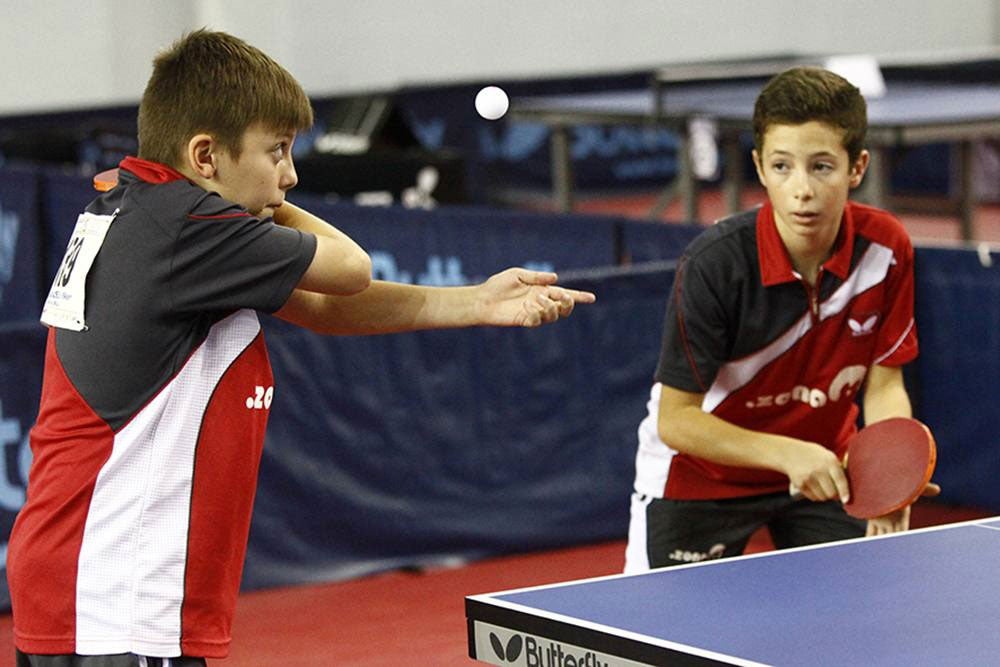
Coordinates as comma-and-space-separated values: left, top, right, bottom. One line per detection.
138, 29, 314, 167
752, 66, 867, 162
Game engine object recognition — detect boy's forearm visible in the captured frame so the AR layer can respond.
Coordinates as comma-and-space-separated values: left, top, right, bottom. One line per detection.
339, 281, 480, 332
659, 394, 853, 502
277, 281, 481, 335
275, 264, 590, 334
862, 364, 912, 424
659, 399, 803, 472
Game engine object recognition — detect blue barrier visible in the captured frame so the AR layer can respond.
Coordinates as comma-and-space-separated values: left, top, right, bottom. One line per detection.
0, 166, 42, 324
618, 218, 703, 263
287, 193, 620, 282
244, 262, 675, 588
912, 245, 1000, 509
1, 164, 998, 611
0, 322, 47, 611
39, 169, 97, 286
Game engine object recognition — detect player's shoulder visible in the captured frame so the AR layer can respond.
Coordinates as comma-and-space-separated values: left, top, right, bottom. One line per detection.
682, 207, 759, 265
186, 190, 256, 222
123, 179, 257, 234
847, 200, 912, 251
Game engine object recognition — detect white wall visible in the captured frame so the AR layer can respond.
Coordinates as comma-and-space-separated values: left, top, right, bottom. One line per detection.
2, 0, 997, 115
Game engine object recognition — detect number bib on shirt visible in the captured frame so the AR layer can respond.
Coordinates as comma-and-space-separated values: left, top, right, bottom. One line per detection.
41, 209, 118, 331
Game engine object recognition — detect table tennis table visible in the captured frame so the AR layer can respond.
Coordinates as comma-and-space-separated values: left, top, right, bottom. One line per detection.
466, 516, 1000, 666
510, 58, 1000, 240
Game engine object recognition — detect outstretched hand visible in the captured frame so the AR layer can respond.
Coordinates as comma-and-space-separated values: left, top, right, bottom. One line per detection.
477, 268, 596, 327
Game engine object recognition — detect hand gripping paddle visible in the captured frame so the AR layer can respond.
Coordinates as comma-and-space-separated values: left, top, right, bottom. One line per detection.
841, 417, 937, 519
789, 417, 937, 519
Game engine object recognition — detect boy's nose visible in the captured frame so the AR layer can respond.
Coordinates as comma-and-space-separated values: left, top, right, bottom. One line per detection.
791, 169, 813, 199
280, 158, 298, 190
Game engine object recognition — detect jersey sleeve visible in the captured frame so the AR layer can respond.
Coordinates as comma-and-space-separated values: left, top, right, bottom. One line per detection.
170, 197, 318, 315
873, 230, 918, 366
654, 253, 731, 393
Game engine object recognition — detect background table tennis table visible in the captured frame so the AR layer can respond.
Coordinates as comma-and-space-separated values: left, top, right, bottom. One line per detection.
511, 58, 1000, 241
467, 516, 1000, 666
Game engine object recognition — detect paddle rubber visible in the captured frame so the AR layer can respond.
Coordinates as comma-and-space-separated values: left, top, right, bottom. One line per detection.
842, 417, 936, 519
93, 168, 119, 192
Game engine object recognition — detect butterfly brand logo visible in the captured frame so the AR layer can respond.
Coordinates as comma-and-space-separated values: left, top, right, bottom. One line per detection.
848, 314, 878, 337
490, 632, 523, 663
487, 629, 611, 666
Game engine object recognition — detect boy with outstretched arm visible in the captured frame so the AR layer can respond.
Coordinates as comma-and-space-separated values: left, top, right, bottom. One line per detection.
10, 30, 593, 666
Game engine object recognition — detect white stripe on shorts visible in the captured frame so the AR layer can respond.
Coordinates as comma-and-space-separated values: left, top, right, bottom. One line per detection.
624, 492, 654, 574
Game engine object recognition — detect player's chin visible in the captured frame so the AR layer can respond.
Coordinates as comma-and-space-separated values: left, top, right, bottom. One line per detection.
250, 200, 283, 218
788, 220, 833, 240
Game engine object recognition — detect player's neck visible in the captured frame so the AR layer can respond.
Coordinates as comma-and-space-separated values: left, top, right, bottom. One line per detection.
787, 242, 833, 286
781, 225, 840, 286
773, 211, 842, 286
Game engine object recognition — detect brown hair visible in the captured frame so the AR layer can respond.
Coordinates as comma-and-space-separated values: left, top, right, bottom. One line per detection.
752, 66, 867, 162
137, 29, 314, 166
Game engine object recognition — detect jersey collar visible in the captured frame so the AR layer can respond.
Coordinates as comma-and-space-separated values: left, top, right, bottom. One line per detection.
119, 156, 188, 184
756, 200, 855, 286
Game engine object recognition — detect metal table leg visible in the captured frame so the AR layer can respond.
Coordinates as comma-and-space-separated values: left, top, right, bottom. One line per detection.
551, 125, 574, 213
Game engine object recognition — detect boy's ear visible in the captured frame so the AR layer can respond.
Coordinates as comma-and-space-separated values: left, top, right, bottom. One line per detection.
751, 149, 767, 186
849, 150, 871, 189
185, 134, 218, 180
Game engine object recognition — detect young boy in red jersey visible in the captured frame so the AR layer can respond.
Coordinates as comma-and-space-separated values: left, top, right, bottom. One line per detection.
10, 30, 594, 666
625, 66, 937, 573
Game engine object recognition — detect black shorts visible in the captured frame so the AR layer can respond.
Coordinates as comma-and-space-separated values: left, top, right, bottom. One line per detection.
16, 652, 206, 667
624, 491, 866, 572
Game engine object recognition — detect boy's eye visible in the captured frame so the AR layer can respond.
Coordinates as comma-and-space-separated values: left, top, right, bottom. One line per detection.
770, 162, 789, 173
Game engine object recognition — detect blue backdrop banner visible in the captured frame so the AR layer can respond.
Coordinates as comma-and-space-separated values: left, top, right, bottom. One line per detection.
286, 194, 621, 282
0, 322, 47, 611
2, 164, 999, 611
40, 170, 98, 288
0, 166, 42, 324
242, 262, 676, 589
618, 218, 703, 264
912, 245, 1000, 509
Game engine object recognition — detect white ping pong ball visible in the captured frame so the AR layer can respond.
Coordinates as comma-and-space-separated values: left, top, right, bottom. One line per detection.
475, 86, 509, 120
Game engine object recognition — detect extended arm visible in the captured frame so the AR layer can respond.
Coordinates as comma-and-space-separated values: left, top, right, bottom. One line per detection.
657, 384, 851, 503
272, 202, 594, 332
274, 267, 595, 335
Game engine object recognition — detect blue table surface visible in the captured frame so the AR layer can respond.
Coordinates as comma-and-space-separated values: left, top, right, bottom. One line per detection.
488, 519, 1000, 666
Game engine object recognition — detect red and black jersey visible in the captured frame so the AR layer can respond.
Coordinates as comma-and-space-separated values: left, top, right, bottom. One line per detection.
633, 200, 918, 500
8, 157, 317, 658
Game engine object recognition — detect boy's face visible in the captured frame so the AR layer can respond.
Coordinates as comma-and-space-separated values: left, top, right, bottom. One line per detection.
211, 123, 299, 217
753, 121, 868, 253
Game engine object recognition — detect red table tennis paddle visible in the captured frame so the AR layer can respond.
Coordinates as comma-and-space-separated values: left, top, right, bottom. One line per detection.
841, 417, 937, 519
93, 168, 119, 192
788, 417, 937, 519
